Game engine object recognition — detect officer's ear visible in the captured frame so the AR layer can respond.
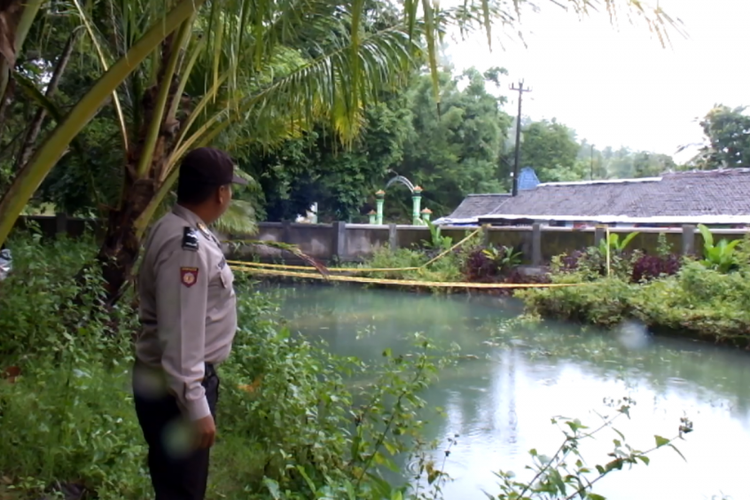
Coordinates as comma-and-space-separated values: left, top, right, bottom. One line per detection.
217, 184, 232, 205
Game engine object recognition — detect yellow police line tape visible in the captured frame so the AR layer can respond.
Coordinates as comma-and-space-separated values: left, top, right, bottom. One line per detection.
232, 264, 589, 289
227, 228, 482, 275
226, 260, 419, 273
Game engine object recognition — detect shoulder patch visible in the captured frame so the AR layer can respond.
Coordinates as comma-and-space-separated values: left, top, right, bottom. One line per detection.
182, 227, 199, 251
180, 267, 199, 287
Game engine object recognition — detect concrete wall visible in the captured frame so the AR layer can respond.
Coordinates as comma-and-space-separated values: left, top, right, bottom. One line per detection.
13, 215, 104, 240
12, 216, 749, 264
241, 222, 749, 264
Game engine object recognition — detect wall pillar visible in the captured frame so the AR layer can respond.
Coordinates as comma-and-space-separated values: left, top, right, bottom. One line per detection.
594, 225, 606, 246
55, 212, 68, 236
332, 221, 347, 260
682, 224, 696, 256
532, 222, 543, 266
388, 223, 398, 253
368, 210, 377, 225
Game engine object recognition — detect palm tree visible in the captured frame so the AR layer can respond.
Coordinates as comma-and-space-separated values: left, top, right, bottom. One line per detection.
0, 0, 681, 304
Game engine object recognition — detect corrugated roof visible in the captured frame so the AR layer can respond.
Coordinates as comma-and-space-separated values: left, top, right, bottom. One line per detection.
448, 194, 512, 219
439, 169, 750, 223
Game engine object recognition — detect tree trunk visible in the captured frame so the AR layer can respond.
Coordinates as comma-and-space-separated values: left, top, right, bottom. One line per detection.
95, 177, 156, 306
93, 34, 183, 306
0, 0, 22, 104
0, 78, 12, 134
15, 31, 79, 171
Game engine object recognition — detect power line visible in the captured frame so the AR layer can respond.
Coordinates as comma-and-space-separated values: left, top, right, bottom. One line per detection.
510, 80, 532, 197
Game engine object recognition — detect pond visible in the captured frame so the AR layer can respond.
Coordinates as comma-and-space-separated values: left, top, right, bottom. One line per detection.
274, 284, 750, 500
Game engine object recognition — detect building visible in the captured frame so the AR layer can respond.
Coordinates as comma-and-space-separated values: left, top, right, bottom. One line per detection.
434, 168, 750, 228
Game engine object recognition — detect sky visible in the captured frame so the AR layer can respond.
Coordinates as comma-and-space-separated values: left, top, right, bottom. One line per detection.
441, 0, 750, 164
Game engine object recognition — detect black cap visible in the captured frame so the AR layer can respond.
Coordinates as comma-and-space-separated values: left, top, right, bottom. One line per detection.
179, 147, 248, 186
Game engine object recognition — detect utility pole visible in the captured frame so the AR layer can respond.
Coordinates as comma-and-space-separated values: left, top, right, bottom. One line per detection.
510, 80, 531, 196
590, 144, 595, 180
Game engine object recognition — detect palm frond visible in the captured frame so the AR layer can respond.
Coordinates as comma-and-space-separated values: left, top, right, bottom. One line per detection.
213, 198, 258, 236
193, 23, 422, 149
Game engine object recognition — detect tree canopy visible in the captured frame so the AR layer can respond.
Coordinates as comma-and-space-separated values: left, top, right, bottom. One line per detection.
693, 104, 750, 169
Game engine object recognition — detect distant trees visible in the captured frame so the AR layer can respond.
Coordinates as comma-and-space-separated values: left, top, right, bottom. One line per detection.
395, 67, 513, 218
691, 105, 750, 169
251, 64, 513, 222
587, 145, 676, 180
518, 119, 580, 182
507, 124, 677, 184
249, 101, 750, 223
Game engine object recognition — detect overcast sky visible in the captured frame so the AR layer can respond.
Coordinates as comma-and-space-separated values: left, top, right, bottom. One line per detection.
442, 0, 750, 163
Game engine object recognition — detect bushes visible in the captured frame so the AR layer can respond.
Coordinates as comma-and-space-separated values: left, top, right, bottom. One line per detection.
0, 232, 134, 365
462, 245, 522, 283
519, 257, 750, 345
629, 262, 750, 343
354, 241, 547, 295
357, 245, 464, 284
518, 276, 637, 328
0, 365, 151, 499
553, 246, 683, 284
521, 231, 750, 344
631, 252, 682, 282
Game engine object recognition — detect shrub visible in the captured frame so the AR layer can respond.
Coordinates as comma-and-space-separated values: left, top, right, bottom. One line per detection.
517, 276, 637, 328
520, 257, 750, 345
463, 245, 526, 283
552, 247, 635, 282
0, 365, 151, 499
359, 245, 464, 285
0, 231, 134, 365
463, 247, 501, 282
697, 223, 742, 273
631, 252, 682, 283
555, 244, 684, 285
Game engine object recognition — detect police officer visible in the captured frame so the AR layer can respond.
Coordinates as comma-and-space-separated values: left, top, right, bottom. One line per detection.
132, 147, 247, 500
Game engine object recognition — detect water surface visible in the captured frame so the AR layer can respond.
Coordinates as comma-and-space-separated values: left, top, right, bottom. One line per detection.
274, 284, 750, 500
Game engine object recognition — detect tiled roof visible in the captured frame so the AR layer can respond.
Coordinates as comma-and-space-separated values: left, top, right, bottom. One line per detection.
442, 169, 750, 222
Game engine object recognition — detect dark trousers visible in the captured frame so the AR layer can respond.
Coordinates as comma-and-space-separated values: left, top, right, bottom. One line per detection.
133, 363, 220, 500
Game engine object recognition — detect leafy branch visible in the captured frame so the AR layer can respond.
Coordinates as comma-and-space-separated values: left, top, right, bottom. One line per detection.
488, 397, 695, 500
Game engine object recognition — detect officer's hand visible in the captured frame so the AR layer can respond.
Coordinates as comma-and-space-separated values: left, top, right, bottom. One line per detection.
194, 415, 216, 449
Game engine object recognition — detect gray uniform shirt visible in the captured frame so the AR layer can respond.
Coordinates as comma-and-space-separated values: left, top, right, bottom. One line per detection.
135, 204, 237, 421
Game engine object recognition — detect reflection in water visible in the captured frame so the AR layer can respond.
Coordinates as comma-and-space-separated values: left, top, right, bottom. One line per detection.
270, 284, 750, 500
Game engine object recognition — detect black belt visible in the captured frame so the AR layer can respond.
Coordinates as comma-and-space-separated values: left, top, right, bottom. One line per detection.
133, 357, 217, 380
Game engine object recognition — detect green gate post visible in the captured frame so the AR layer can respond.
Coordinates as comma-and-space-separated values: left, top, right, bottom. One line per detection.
421, 208, 432, 224
368, 210, 377, 225
375, 190, 385, 225
411, 186, 423, 225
